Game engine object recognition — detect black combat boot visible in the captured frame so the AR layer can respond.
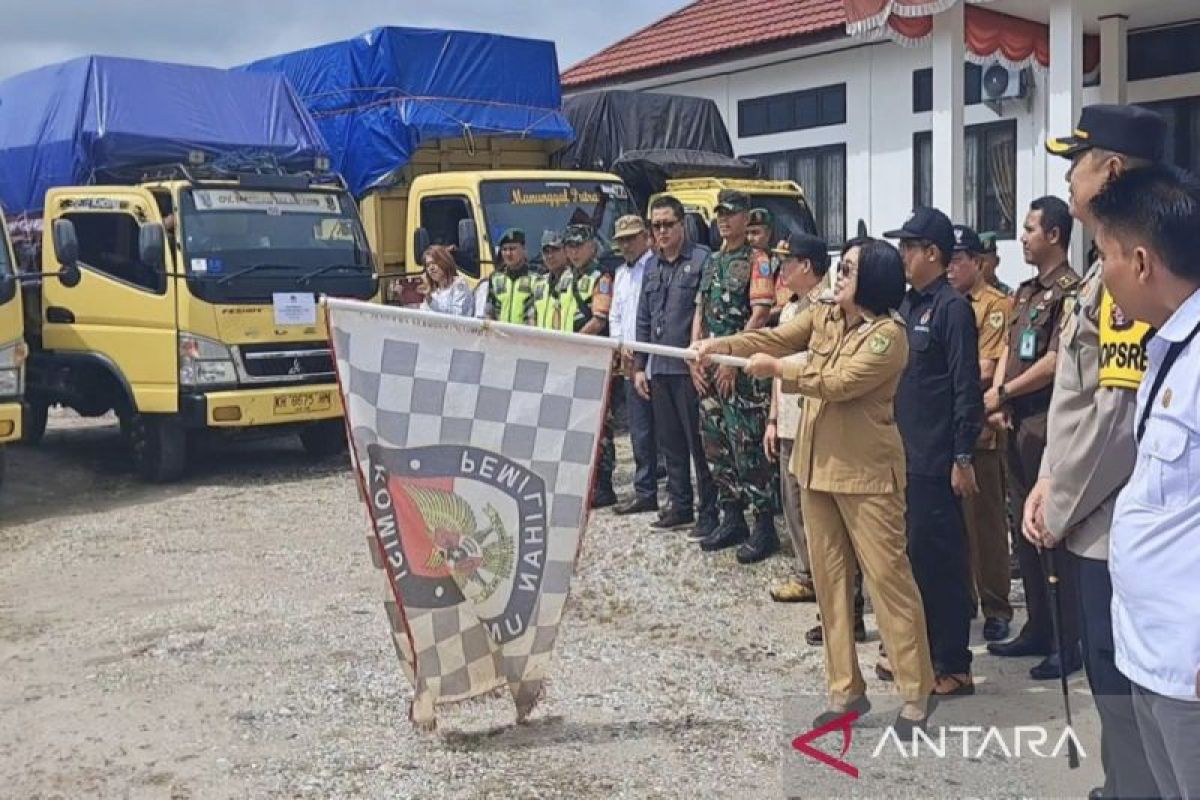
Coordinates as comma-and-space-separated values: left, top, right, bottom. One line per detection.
687, 505, 720, 542
736, 513, 780, 564
591, 479, 617, 509
700, 505, 749, 552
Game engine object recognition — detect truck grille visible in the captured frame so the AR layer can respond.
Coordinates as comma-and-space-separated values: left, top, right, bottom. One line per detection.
233, 342, 335, 384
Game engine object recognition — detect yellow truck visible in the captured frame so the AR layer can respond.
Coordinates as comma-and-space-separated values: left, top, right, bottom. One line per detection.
358, 139, 635, 302
0, 56, 376, 481
0, 211, 24, 488
244, 29, 637, 302
654, 176, 817, 246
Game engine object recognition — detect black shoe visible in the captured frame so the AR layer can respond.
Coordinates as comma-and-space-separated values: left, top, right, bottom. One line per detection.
615, 495, 658, 515
983, 618, 1010, 642
651, 506, 694, 531
699, 507, 749, 552
891, 712, 929, 739
812, 695, 871, 729
986, 634, 1051, 658
735, 514, 780, 564
687, 509, 719, 543
591, 485, 617, 509
804, 618, 866, 646
1030, 648, 1082, 681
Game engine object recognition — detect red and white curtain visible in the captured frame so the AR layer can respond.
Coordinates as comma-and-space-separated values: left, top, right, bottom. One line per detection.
844, 0, 1100, 72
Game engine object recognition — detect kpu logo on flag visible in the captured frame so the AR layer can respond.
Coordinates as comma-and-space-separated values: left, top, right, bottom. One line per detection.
326, 299, 614, 730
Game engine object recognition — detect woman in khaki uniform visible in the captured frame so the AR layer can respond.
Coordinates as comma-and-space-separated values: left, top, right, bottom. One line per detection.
696, 240, 934, 732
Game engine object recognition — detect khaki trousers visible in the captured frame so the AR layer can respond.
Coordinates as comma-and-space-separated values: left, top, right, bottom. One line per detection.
778, 439, 811, 582
962, 447, 1013, 620
801, 487, 934, 704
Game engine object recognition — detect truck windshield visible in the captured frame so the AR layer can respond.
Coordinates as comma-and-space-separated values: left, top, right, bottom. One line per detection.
750, 195, 819, 240
478, 179, 637, 267
179, 188, 375, 303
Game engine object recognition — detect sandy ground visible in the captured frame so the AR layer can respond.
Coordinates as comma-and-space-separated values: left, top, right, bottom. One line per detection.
1, 413, 1107, 798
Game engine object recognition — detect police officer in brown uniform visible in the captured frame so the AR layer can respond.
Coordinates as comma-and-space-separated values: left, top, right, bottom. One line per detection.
947, 224, 1014, 642
985, 196, 1082, 680
695, 239, 934, 734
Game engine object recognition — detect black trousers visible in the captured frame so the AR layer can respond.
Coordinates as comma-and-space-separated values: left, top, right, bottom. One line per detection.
1073, 552, 1158, 800
1008, 413, 1081, 648
625, 378, 658, 501
650, 373, 715, 516
906, 473, 973, 676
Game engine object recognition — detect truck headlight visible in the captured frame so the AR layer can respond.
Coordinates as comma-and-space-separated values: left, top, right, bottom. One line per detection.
0, 338, 27, 398
179, 333, 237, 388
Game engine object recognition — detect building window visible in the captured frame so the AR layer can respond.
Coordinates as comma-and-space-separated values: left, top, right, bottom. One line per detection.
1129, 22, 1200, 82
749, 145, 846, 245
738, 84, 846, 138
912, 65, 983, 113
913, 120, 1017, 237
1139, 96, 1200, 174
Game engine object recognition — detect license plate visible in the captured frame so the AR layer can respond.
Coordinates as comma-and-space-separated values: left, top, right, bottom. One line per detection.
273, 391, 333, 416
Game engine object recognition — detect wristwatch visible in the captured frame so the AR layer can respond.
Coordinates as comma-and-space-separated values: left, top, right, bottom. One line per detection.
955, 454, 973, 468
997, 384, 1009, 404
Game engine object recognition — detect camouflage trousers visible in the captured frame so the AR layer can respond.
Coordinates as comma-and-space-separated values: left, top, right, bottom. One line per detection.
596, 384, 616, 487
700, 370, 778, 515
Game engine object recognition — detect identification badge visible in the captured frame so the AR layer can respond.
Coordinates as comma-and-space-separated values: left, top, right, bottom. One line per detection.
1019, 328, 1038, 361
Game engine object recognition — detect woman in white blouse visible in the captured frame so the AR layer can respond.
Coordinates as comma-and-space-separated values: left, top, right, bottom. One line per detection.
420, 245, 474, 317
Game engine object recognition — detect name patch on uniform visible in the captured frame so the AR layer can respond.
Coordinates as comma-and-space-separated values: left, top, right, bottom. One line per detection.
868, 332, 891, 355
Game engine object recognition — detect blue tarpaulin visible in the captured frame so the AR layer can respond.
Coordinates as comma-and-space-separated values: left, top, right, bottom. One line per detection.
241, 27, 575, 198
0, 56, 328, 216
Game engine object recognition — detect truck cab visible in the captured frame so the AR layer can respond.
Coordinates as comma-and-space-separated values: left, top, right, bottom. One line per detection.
653, 177, 819, 248
0, 212, 24, 488
357, 139, 636, 303
26, 170, 376, 481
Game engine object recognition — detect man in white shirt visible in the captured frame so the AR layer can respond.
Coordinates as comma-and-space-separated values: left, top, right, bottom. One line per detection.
1091, 162, 1200, 800
610, 215, 659, 515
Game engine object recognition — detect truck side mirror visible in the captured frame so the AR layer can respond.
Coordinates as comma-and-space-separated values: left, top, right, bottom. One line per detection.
707, 219, 722, 250
413, 227, 431, 266
457, 218, 479, 270
52, 218, 81, 287
684, 213, 705, 246
139, 222, 165, 270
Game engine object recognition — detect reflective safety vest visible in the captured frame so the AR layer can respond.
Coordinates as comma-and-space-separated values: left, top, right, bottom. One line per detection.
558, 267, 602, 333
490, 270, 535, 325
533, 272, 565, 330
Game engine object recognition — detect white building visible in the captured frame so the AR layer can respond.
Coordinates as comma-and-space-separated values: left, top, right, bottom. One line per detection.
562, 0, 1200, 288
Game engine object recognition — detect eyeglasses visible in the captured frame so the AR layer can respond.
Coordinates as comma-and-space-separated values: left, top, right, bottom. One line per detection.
651, 220, 679, 231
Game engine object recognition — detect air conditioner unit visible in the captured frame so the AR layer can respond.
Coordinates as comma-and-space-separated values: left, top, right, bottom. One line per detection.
980, 64, 1028, 101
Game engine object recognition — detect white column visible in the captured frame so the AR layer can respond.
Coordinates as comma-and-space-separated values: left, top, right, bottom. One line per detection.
931, 1, 965, 219
1048, 0, 1083, 265
1099, 14, 1128, 104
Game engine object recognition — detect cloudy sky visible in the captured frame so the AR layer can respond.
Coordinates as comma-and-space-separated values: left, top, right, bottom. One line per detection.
0, 0, 689, 80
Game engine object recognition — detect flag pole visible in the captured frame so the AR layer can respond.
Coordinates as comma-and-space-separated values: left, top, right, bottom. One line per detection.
324, 299, 752, 368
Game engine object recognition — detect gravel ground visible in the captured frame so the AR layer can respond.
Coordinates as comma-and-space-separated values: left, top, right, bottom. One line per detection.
1, 412, 1106, 799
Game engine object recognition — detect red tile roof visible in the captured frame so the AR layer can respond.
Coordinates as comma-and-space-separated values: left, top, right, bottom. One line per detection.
561, 0, 847, 88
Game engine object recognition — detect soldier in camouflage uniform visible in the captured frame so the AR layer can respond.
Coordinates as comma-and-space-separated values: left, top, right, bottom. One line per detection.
562, 224, 618, 509
693, 190, 780, 563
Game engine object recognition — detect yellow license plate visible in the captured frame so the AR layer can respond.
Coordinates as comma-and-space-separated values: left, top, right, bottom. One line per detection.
273, 391, 333, 416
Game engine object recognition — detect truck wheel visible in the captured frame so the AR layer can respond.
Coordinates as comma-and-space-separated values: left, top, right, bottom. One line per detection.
22, 399, 49, 445
299, 420, 347, 458
129, 414, 187, 482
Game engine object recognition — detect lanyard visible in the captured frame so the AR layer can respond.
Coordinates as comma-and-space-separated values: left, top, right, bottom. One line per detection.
1137, 319, 1200, 444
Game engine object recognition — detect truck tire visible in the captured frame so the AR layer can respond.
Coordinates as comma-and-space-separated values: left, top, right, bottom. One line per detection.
129, 414, 187, 482
22, 399, 49, 445
299, 420, 347, 458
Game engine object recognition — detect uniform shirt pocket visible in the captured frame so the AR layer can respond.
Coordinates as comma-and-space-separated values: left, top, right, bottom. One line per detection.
1137, 416, 1193, 510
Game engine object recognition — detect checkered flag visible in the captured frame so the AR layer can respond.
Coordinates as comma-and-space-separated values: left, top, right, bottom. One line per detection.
326, 299, 614, 729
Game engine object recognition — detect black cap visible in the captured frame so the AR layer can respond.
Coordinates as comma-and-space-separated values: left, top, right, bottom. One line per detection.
883, 206, 955, 258
748, 207, 773, 226
715, 189, 751, 214
1045, 103, 1167, 162
498, 228, 526, 246
952, 224, 984, 254
772, 232, 827, 260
